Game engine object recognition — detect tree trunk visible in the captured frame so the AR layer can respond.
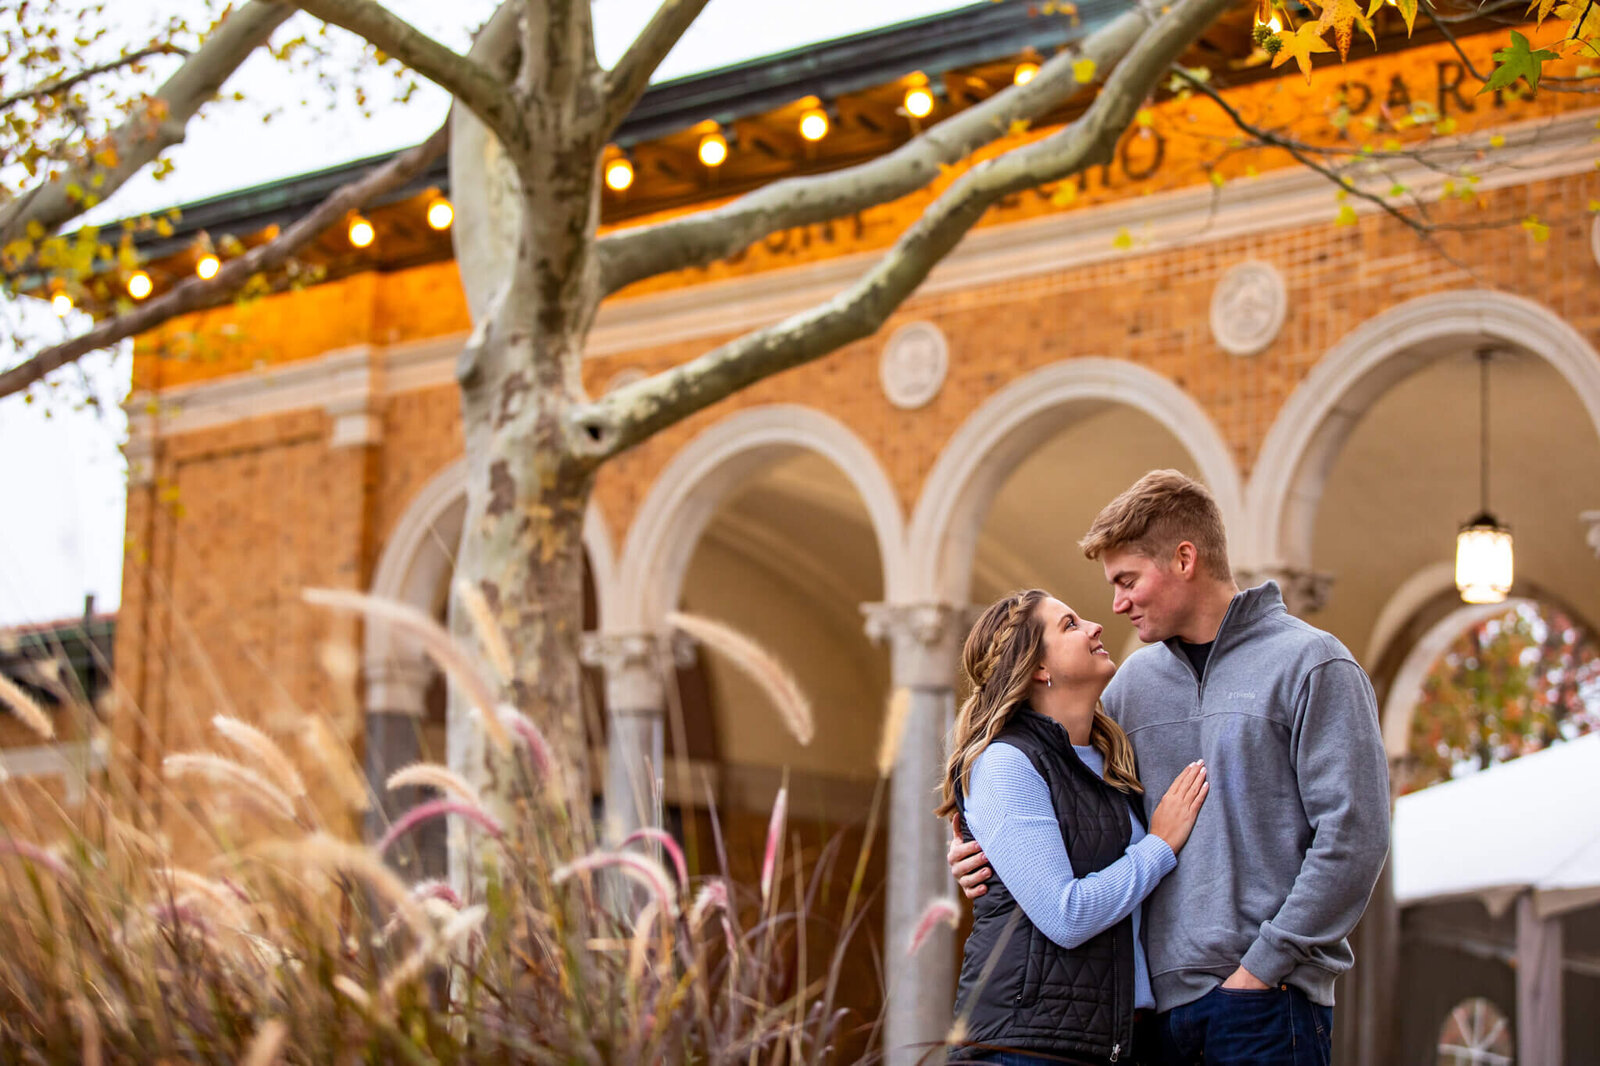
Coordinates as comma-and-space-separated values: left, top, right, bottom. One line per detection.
448, 320, 594, 848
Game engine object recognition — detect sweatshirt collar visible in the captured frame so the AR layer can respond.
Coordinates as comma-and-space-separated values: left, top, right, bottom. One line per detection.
1162, 580, 1285, 661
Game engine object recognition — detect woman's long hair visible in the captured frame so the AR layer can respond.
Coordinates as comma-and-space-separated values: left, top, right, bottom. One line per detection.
934, 589, 1142, 821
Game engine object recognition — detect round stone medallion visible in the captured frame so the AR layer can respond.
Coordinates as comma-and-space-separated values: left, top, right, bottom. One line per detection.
1210, 261, 1288, 357
879, 321, 949, 409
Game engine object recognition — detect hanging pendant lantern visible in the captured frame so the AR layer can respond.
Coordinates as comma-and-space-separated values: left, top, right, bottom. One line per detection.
1455, 348, 1513, 604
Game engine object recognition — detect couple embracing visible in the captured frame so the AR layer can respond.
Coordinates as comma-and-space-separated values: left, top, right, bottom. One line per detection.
938, 471, 1391, 1066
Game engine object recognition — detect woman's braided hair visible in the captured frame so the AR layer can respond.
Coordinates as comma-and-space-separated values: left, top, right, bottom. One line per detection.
934, 589, 1142, 823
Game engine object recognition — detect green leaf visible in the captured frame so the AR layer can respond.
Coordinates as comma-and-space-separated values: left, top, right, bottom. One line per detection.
1478, 31, 1559, 96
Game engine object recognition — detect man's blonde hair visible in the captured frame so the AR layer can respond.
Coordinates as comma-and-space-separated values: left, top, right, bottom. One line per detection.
1079, 469, 1233, 582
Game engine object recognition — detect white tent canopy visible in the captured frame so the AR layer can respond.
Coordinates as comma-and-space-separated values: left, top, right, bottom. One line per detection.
1392, 732, 1600, 919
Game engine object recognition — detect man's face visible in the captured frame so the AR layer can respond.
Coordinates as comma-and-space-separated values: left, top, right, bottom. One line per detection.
1100, 546, 1192, 644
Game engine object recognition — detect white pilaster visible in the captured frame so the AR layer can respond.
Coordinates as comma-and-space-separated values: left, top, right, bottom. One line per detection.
580, 631, 692, 842
1516, 893, 1564, 1066
863, 602, 970, 1066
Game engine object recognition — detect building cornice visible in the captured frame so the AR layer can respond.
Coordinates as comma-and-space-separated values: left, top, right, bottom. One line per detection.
126, 106, 1600, 438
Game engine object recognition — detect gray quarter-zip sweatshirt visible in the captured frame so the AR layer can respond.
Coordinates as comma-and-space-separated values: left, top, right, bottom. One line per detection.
1102, 581, 1390, 1011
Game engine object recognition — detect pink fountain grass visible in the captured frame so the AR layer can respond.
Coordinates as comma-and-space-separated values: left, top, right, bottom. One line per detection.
760, 786, 788, 908
377, 798, 504, 856
907, 896, 961, 957
620, 827, 688, 890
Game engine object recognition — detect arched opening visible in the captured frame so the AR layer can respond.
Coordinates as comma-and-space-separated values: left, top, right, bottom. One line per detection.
614, 407, 901, 1043
910, 357, 1242, 630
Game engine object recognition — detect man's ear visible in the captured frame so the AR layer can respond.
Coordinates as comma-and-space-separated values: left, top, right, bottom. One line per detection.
1172, 541, 1200, 580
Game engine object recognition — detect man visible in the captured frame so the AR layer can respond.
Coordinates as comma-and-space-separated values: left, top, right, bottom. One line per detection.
947, 470, 1390, 1065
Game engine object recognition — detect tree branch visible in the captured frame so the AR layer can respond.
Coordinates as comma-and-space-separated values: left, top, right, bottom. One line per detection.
1172, 69, 1491, 275
0, 2, 293, 249
0, 45, 192, 112
594, 4, 1150, 296
601, 0, 711, 135
515, 0, 598, 111
570, 0, 1235, 460
292, 0, 526, 150
0, 123, 449, 401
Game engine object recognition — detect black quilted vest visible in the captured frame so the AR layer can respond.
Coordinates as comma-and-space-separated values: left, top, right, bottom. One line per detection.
952, 706, 1145, 1062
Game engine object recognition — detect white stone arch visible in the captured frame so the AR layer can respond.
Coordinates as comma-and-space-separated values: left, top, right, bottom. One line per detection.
614, 405, 907, 631
1246, 290, 1600, 574
907, 357, 1245, 605
365, 455, 616, 708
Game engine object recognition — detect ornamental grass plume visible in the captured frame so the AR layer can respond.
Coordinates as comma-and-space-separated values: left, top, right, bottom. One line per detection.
668, 611, 815, 745
0, 673, 54, 740
386, 761, 483, 807
212, 715, 307, 801
908, 896, 961, 957
0, 590, 887, 1064
162, 752, 298, 823
303, 587, 511, 751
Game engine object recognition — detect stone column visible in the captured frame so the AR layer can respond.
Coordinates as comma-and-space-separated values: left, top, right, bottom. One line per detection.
1516, 893, 1564, 1066
1238, 566, 1334, 616
863, 602, 969, 1066
364, 658, 436, 871
580, 631, 683, 842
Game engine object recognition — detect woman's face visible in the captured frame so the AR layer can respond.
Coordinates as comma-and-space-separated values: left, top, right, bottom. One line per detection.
1033, 597, 1116, 689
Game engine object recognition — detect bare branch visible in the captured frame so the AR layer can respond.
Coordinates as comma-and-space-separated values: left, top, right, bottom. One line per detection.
1171, 70, 1488, 275
571, 0, 1235, 459
595, 4, 1150, 296
293, 0, 526, 150
601, 0, 712, 135
0, 45, 192, 112
0, 2, 293, 249
0, 124, 449, 401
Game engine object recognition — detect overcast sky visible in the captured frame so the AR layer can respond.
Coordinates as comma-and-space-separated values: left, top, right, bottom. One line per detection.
0, 0, 974, 626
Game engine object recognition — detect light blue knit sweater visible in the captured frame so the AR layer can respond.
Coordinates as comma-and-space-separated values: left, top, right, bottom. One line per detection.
965, 738, 1177, 1010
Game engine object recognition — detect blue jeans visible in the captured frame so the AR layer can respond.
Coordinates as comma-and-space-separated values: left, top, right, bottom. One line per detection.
1154, 984, 1332, 1066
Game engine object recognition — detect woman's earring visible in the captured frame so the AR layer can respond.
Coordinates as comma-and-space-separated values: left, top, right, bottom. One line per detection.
1045, 674, 1052, 688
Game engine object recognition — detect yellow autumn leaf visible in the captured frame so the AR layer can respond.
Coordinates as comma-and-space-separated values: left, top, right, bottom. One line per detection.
1489, 133, 1506, 148
1051, 182, 1079, 207
1336, 203, 1359, 226
1521, 216, 1550, 242
1008, 119, 1032, 136
1073, 58, 1097, 83
1271, 24, 1334, 83
1111, 228, 1133, 250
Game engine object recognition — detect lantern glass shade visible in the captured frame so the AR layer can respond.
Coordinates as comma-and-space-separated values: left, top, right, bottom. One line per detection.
1455, 517, 1514, 604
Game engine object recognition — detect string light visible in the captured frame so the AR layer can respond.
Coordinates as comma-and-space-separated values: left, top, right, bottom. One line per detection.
698, 130, 728, 167
1014, 61, 1040, 86
426, 197, 454, 230
347, 215, 375, 248
799, 107, 830, 141
904, 84, 935, 119
126, 271, 152, 300
605, 156, 635, 191
196, 254, 220, 280
51, 292, 72, 316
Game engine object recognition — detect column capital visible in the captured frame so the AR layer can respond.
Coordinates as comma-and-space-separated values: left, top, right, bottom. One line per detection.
580, 630, 694, 715
1582, 510, 1600, 559
365, 658, 436, 717
862, 602, 976, 688
1237, 566, 1335, 615
578, 630, 696, 672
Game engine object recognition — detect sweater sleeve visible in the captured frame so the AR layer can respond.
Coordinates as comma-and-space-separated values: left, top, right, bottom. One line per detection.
965, 742, 1177, 950
1239, 658, 1392, 985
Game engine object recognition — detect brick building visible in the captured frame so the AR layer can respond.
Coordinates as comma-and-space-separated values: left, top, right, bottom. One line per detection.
102, 3, 1600, 1063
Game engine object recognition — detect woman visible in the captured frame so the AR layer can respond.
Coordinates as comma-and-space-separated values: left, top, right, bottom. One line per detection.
936, 588, 1208, 1065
